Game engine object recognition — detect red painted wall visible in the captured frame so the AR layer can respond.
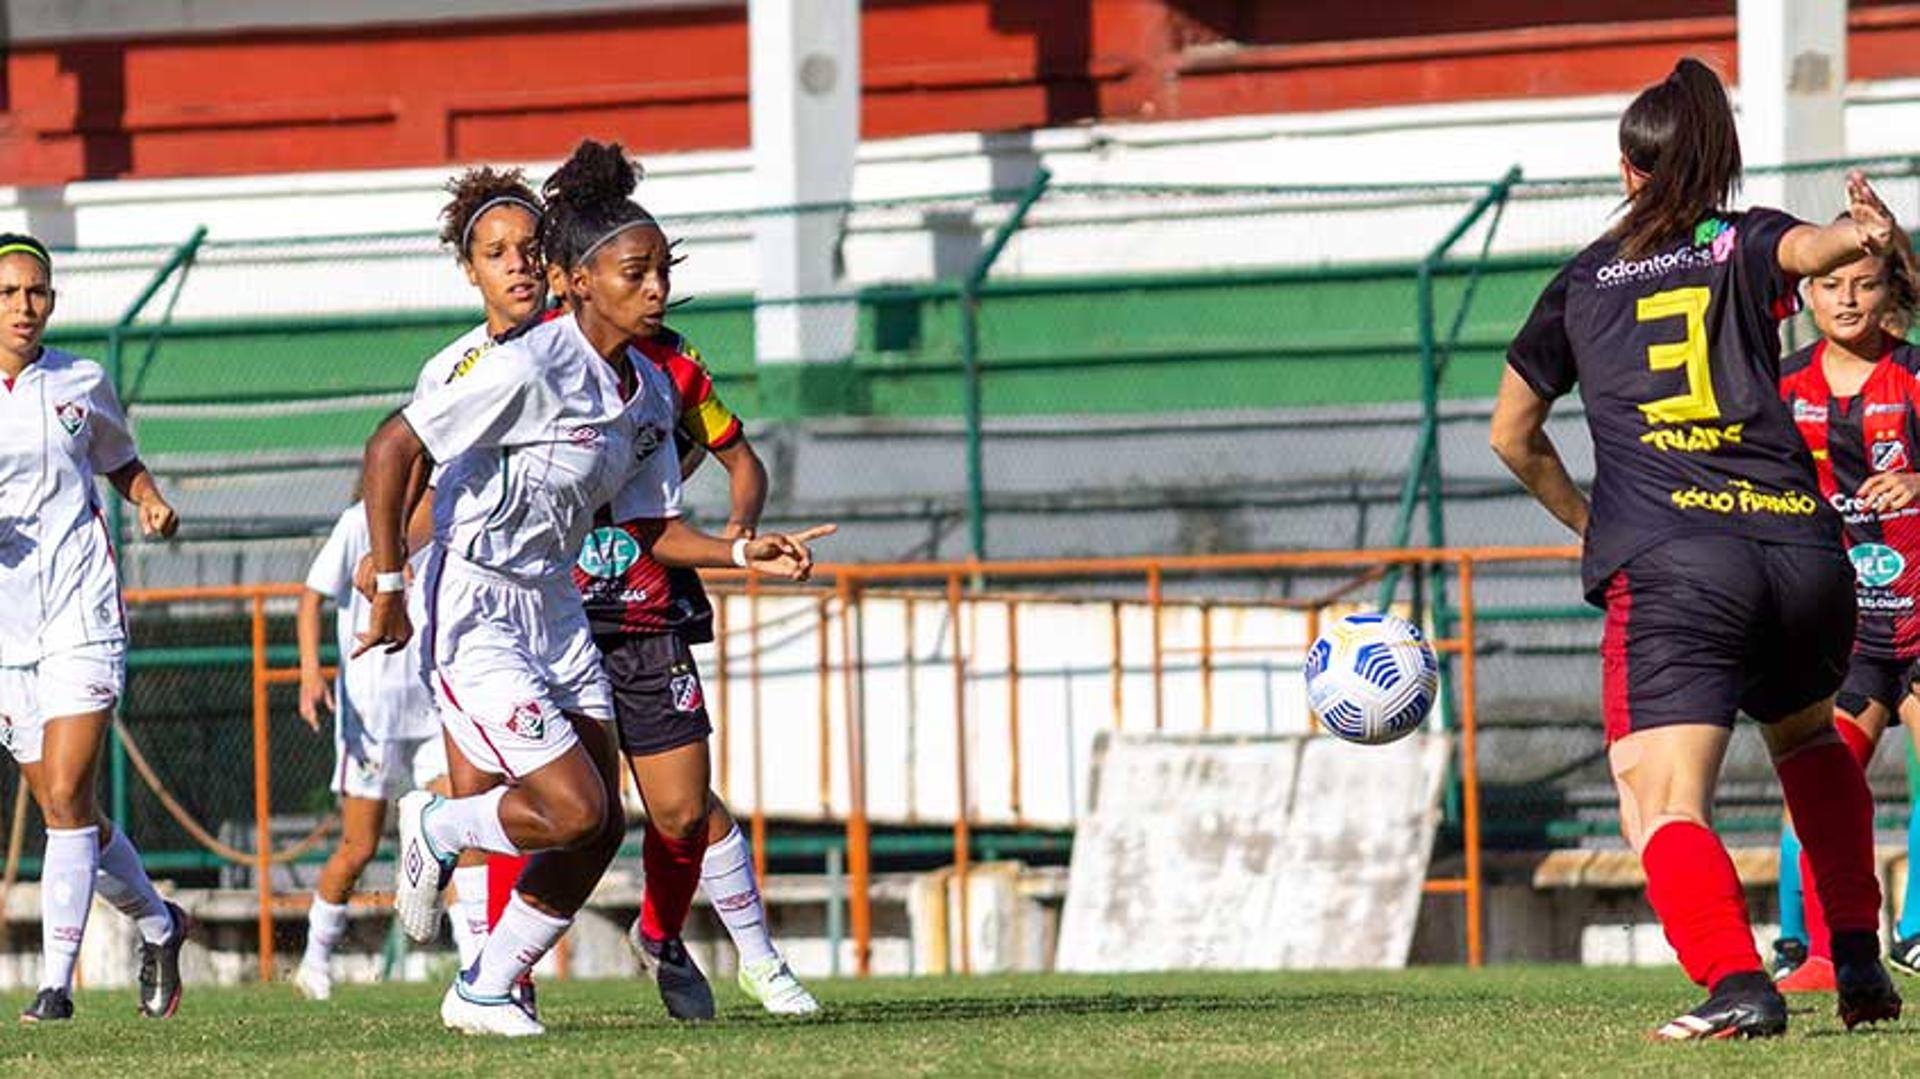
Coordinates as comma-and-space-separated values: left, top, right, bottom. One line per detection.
4, 1, 1919, 184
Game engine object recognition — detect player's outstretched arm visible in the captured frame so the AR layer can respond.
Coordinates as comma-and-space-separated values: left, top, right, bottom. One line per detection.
104, 458, 178, 539
710, 438, 769, 539
355, 413, 428, 656
1777, 171, 1909, 278
629, 516, 835, 581
1489, 367, 1589, 537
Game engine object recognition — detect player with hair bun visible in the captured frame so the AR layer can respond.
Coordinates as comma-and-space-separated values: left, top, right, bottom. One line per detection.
540, 147, 819, 1019
1772, 217, 1920, 990
1491, 57, 1904, 1038
0, 232, 191, 1023
356, 138, 828, 1038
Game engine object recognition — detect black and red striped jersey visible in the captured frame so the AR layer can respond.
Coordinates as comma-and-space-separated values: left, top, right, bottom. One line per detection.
1507, 206, 1845, 602
575, 328, 742, 643
1780, 340, 1920, 659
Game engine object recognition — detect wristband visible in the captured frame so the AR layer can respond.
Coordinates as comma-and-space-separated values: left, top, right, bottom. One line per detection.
730, 537, 750, 568
374, 571, 407, 594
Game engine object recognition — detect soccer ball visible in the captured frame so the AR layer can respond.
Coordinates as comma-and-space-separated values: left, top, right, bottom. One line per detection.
1304, 612, 1438, 745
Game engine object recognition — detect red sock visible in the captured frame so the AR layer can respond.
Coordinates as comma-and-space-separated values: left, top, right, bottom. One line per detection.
1835, 714, 1877, 768
486, 852, 531, 929
1641, 820, 1763, 988
1800, 848, 1832, 961
639, 824, 709, 943
1776, 735, 1881, 954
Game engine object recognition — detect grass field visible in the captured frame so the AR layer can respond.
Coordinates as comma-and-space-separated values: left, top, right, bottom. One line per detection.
4, 967, 1916, 1076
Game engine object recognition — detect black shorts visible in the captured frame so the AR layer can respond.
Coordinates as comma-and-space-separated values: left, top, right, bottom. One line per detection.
596, 633, 713, 758
1836, 652, 1919, 722
1600, 535, 1854, 743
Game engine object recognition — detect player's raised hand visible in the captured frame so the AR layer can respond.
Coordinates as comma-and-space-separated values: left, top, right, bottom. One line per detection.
744, 523, 836, 581
1847, 171, 1897, 256
353, 591, 413, 657
138, 495, 178, 539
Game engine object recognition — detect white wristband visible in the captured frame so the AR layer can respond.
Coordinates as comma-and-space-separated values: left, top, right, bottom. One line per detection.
374, 571, 407, 594
730, 537, 750, 568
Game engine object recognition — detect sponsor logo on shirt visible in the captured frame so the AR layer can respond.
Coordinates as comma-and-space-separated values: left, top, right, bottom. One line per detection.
1852, 542, 1907, 588
1793, 400, 1829, 423
53, 400, 85, 436
1872, 438, 1909, 472
446, 342, 495, 383
1866, 402, 1908, 417
1694, 218, 1738, 265
577, 526, 641, 579
505, 700, 546, 741
1670, 479, 1821, 517
1640, 422, 1743, 454
1595, 245, 1714, 289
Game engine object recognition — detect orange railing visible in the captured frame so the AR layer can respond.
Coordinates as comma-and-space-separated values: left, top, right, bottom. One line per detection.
116, 545, 1583, 980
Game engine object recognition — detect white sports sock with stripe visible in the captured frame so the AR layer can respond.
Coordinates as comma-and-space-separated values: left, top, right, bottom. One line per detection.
39, 826, 99, 993
423, 787, 517, 857
463, 892, 567, 998
450, 864, 490, 971
701, 824, 777, 964
302, 895, 349, 970
94, 826, 174, 945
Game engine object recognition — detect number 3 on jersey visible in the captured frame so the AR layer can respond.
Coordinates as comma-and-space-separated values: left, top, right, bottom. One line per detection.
1635, 285, 1720, 424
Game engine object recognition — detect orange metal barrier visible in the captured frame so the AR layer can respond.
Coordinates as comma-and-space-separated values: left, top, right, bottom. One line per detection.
116, 545, 1582, 981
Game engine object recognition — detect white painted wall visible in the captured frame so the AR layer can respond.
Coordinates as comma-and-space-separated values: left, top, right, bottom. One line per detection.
12, 81, 1920, 329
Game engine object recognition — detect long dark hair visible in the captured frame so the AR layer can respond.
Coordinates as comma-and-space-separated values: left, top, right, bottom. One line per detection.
1613, 58, 1742, 260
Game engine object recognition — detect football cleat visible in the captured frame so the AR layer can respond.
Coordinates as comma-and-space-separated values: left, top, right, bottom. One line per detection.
738, 956, 820, 1016
1652, 976, 1787, 1041
1770, 937, 1808, 982
508, 975, 538, 1022
19, 988, 73, 1024
1890, 933, 1920, 978
1775, 954, 1836, 994
631, 923, 715, 1021
292, 961, 333, 1002
138, 900, 191, 1018
393, 791, 454, 944
441, 976, 544, 1038
1836, 959, 1903, 1029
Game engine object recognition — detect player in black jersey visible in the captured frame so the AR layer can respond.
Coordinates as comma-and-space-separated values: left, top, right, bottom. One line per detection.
1490, 57, 1905, 1039
1773, 232, 1920, 989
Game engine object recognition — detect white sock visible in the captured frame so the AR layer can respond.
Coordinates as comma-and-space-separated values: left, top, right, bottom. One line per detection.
462, 891, 567, 998
424, 787, 518, 857
39, 826, 99, 993
449, 865, 490, 971
303, 895, 349, 970
94, 827, 174, 945
701, 824, 778, 964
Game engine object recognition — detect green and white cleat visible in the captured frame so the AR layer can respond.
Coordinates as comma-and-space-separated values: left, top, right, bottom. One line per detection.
738, 956, 820, 1016
393, 790, 454, 944
292, 961, 333, 1002
441, 976, 544, 1038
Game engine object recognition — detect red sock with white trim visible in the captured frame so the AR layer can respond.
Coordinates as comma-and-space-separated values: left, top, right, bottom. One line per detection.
486, 853, 532, 929
1641, 820, 1764, 989
640, 824, 710, 943
1777, 730, 1882, 966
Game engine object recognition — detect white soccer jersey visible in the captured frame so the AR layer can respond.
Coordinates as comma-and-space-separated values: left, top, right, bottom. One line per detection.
305, 502, 436, 741
402, 313, 682, 582
413, 322, 494, 485
0, 348, 138, 666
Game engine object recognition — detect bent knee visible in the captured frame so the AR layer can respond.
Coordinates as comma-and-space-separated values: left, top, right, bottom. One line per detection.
535, 787, 608, 848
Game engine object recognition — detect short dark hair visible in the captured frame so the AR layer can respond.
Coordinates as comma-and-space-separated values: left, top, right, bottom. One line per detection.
1613, 58, 1742, 260
539, 139, 655, 270
438, 167, 542, 259
0, 232, 53, 275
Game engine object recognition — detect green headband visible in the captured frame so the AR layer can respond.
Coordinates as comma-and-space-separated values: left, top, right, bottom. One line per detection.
0, 242, 49, 268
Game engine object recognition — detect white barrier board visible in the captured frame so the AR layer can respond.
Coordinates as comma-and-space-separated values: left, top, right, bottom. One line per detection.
1055, 732, 1449, 971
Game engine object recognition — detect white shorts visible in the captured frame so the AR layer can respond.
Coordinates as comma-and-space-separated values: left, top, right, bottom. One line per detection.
332, 718, 450, 801
0, 642, 126, 765
424, 551, 612, 780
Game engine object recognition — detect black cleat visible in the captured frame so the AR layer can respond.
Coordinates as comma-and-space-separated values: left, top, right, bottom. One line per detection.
510, 975, 539, 1023
1653, 975, 1787, 1041
1771, 937, 1809, 982
1890, 933, 1920, 978
19, 987, 73, 1024
137, 901, 190, 1019
1836, 959, 1903, 1029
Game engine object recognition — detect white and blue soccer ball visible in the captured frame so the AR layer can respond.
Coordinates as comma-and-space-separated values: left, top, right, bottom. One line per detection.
1304, 612, 1438, 745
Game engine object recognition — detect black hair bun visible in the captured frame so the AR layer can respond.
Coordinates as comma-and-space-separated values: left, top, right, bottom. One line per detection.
545, 140, 640, 207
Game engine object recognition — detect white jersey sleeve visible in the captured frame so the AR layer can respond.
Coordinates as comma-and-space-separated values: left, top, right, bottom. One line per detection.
401, 343, 557, 463
84, 373, 138, 475
609, 438, 684, 522
304, 510, 357, 603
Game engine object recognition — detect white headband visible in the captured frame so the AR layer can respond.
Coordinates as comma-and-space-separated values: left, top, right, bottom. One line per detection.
459, 196, 541, 254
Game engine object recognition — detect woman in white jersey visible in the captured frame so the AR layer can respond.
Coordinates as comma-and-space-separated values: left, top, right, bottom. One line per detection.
355, 140, 828, 1038
0, 233, 191, 1023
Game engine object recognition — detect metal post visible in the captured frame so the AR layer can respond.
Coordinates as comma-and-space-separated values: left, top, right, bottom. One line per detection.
838, 577, 871, 975
250, 593, 275, 982
1458, 557, 1484, 968
946, 573, 972, 974
962, 168, 1052, 562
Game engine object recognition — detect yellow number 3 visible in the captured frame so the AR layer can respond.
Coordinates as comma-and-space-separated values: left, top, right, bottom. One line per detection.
1636, 286, 1719, 424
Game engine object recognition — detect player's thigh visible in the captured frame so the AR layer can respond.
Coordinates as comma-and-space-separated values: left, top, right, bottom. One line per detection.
336, 795, 388, 852
599, 634, 713, 763
1609, 722, 1734, 850
1599, 538, 1759, 745
1743, 542, 1855, 723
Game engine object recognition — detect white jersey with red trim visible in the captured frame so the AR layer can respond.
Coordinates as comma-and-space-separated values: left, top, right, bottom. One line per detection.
0, 348, 138, 665
413, 322, 494, 485
305, 502, 436, 741
401, 312, 681, 584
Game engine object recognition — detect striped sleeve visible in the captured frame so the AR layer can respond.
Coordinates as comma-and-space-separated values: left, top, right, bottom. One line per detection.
664, 339, 744, 451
